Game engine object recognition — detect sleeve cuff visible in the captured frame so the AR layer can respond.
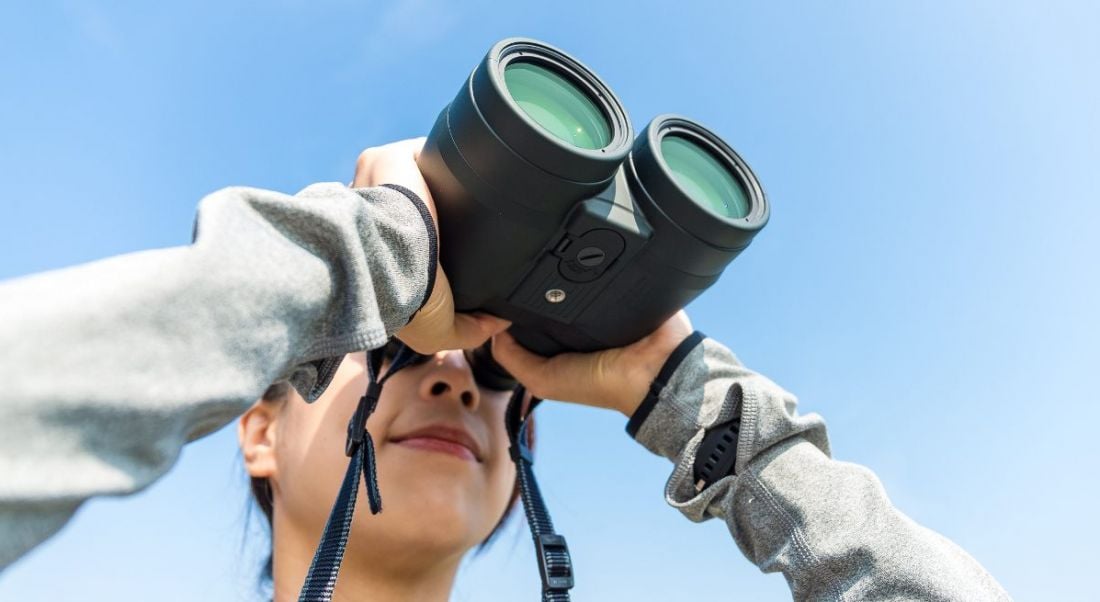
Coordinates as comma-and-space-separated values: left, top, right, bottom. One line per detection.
629, 334, 831, 489
628, 337, 749, 463
379, 183, 438, 320
626, 330, 707, 438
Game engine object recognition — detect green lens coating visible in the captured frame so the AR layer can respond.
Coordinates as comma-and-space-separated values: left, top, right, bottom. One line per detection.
503, 61, 611, 150
660, 135, 750, 219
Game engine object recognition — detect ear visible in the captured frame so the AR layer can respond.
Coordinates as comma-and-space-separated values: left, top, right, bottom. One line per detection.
239, 400, 280, 479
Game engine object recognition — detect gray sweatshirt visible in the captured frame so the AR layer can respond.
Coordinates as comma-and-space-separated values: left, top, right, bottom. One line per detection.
0, 183, 1010, 600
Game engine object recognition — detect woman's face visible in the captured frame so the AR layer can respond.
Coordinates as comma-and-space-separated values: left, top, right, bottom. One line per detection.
243, 349, 518, 564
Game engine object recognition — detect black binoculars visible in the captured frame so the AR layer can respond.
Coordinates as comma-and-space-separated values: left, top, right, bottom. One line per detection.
417, 37, 769, 364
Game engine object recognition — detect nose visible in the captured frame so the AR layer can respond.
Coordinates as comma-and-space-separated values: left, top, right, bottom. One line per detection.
417, 350, 479, 410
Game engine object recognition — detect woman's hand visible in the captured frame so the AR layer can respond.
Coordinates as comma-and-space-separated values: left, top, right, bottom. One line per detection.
353, 138, 511, 353
490, 311, 694, 417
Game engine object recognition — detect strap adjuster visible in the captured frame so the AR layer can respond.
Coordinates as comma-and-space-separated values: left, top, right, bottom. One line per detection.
535, 533, 574, 592
508, 422, 534, 464
345, 381, 383, 457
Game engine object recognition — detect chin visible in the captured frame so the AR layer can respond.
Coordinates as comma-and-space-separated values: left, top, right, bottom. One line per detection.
348, 492, 488, 561
362, 455, 496, 553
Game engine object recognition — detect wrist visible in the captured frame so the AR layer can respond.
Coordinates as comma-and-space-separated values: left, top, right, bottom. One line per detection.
614, 357, 667, 418
625, 331, 706, 438
380, 183, 438, 320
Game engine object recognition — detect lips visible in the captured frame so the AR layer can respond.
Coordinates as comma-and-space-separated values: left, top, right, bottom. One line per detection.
391, 424, 483, 463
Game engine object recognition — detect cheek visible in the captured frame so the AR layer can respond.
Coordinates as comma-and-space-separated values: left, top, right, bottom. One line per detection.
273, 353, 375, 518
480, 422, 520, 528
484, 453, 518, 524
273, 394, 361, 527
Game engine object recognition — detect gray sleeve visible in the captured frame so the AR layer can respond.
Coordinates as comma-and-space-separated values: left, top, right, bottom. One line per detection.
629, 336, 1011, 601
0, 182, 433, 569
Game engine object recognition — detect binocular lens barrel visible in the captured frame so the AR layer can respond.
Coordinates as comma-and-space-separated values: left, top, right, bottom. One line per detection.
503, 61, 612, 151
661, 134, 751, 219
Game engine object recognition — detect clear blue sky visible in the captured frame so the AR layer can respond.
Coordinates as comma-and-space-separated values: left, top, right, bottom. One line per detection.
1, 1, 1097, 600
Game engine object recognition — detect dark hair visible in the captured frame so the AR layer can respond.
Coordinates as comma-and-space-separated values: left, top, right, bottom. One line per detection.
247, 380, 533, 588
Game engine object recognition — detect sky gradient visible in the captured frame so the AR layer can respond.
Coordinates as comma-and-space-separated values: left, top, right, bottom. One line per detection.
1, 1, 1097, 600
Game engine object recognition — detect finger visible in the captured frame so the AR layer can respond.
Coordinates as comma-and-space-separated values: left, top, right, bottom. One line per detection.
668, 309, 693, 334
408, 136, 427, 161
492, 332, 603, 404
350, 140, 433, 201
491, 331, 551, 385
446, 312, 511, 350
383, 151, 432, 202
472, 313, 512, 337
352, 144, 387, 188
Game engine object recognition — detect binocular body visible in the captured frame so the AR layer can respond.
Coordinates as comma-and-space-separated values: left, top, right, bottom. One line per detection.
417, 38, 769, 357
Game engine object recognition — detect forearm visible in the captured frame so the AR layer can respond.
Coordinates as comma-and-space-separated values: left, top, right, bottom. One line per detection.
629, 336, 1010, 601
0, 183, 433, 568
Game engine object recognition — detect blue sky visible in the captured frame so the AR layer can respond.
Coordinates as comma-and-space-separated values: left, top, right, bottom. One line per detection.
1, 1, 1097, 600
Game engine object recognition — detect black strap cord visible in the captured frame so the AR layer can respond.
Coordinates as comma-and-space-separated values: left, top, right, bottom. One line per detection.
298, 342, 422, 602
505, 386, 574, 602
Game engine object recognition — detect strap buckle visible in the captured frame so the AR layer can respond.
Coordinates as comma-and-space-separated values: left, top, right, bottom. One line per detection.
535, 533, 574, 592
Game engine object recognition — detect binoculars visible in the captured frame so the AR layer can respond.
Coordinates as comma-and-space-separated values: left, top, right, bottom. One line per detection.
417, 37, 769, 360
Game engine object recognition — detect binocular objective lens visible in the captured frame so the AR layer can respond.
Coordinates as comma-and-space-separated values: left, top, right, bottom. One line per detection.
503, 61, 612, 150
660, 134, 750, 219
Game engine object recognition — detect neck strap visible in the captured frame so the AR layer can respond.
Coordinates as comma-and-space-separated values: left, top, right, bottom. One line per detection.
505, 386, 575, 601
297, 344, 419, 601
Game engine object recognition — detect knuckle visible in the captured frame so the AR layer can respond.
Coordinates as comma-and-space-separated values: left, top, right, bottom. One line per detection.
594, 353, 616, 385
356, 148, 378, 168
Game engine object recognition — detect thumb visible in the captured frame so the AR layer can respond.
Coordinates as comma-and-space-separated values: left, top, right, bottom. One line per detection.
491, 330, 551, 387
492, 331, 597, 402
446, 313, 511, 350
493, 331, 624, 410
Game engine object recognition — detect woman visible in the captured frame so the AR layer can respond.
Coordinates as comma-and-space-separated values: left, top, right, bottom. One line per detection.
240, 345, 520, 601
0, 139, 1009, 600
